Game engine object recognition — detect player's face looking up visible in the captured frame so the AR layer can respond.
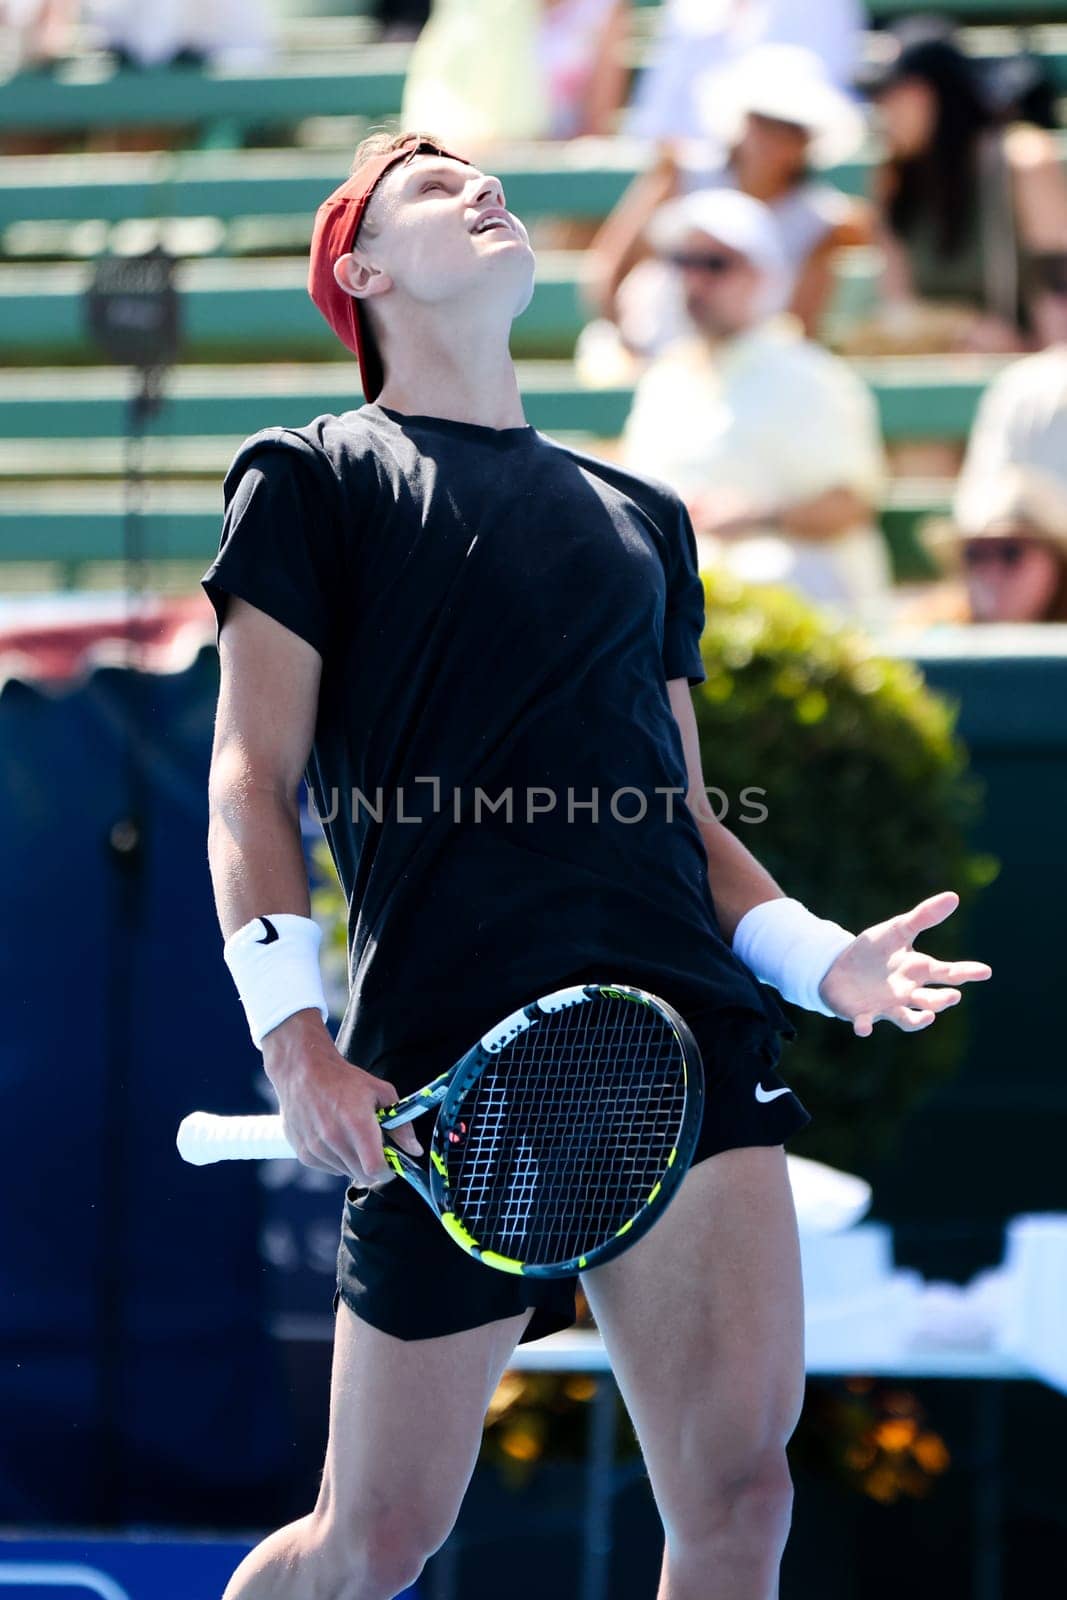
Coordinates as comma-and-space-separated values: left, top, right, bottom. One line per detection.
331, 155, 536, 340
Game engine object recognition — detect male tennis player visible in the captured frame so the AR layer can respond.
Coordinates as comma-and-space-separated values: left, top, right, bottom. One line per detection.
203, 133, 990, 1600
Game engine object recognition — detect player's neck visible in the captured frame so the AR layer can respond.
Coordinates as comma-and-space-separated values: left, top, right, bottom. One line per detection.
375, 372, 527, 430
374, 313, 527, 430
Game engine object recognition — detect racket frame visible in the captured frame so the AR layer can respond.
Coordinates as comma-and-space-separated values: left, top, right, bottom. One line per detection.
376, 981, 705, 1278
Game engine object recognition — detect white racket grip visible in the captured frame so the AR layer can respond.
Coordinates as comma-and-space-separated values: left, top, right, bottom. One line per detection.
177, 1111, 297, 1165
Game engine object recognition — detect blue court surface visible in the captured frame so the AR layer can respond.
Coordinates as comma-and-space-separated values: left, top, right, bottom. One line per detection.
0, 1536, 420, 1600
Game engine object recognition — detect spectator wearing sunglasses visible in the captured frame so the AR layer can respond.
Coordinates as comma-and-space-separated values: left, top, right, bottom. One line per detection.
620, 187, 891, 631
914, 467, 1067, 625
585, 44, 869, 357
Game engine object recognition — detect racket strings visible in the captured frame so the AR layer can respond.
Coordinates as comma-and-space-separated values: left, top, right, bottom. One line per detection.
448, 996, 688, 1267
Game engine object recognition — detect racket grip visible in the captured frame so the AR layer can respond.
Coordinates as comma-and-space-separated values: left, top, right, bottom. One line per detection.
177, 1111, 297, 1165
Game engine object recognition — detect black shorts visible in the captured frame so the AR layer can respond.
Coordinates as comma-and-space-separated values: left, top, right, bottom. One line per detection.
334, 992, 810, 1345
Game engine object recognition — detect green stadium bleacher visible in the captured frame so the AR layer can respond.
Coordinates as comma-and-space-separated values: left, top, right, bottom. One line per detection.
1, 8, 1053, 598
0, 51, 409, 135
0, 238, 1014, 368
0, 357, 1008, 444
0, 478, 949, 583
2, 25, 1066, 134
633, 0, 1067, 14
0, 254, 586, 359
0, 362, 629, 438
12, 121, 1067, 243
841, 0, 1067, 14
0, 346, 988, 585
0, 147, 648, 232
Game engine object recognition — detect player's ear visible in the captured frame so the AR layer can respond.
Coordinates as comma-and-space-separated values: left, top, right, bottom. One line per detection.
333, 252, 391, 302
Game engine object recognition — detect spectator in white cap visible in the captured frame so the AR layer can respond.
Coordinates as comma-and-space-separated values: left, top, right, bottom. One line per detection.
587, 42, 871, 347
620, 187, 893, 631
955, 344, 1067, 532
908, 465, 1067, 625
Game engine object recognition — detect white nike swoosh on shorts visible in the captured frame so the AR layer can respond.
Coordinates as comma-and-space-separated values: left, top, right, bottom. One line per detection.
754, 1083, 793, 1104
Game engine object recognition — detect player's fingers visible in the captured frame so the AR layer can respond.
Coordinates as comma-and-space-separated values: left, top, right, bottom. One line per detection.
894, 949, 934, 980
315, 1117, 370, 1176
293, 1146, 338, 1174
279, 1116, 344, 1175
898, 890, 959, 942
916, 957, 992, 985
906, 986, 961, 1012
350, 1111, 393, 1186
302, 1136, 354, 1178
852, 1012, 875, 1038
372, 1079, 424, 1159
372, 1076, 404, 1118
389, 1123, 425, 1158
890, 1005, 936, 1032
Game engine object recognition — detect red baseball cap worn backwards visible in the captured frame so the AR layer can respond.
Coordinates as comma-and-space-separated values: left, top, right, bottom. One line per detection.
307, 136, 474, 401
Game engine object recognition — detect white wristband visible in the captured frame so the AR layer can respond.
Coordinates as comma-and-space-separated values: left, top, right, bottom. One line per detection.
732, 897, 854, 1017
222, 913, 330, 1049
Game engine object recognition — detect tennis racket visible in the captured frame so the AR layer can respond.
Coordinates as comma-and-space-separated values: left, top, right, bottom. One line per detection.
178, 981, 704, 1278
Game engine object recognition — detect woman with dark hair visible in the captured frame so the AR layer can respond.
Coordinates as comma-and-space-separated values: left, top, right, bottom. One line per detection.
862, 19, 1067, 353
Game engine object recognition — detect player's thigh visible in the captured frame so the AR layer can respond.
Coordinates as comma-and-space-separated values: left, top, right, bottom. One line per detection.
315, 1297, 532, 1553
579, 1146, 804, 1521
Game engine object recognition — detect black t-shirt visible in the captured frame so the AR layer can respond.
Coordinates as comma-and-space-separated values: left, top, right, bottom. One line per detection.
202, 402, 794, 1089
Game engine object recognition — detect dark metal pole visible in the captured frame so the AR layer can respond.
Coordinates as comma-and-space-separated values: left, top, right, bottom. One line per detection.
972, 1380, 1005, 1600
93, 368, 154, 1523
83, 249, 178, 1525
579, 1376, 618, 1600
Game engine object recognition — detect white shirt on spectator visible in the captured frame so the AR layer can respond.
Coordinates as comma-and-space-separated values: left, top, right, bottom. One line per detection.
620, 317, 892, 630
955, 346, 1067, 532
626, 0, 866, 142
86, 0, 271, 66
539, 0, 620, 140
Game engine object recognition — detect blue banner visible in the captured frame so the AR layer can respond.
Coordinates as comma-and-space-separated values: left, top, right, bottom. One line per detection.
0, 1538, 419, 1600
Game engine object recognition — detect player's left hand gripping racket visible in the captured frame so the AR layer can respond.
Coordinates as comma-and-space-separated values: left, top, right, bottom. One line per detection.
178, 982, 704, 1278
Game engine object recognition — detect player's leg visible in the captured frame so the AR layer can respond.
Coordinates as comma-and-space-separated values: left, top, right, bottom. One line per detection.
223, 1297, 532, 1600
580, 1145, 804, 1600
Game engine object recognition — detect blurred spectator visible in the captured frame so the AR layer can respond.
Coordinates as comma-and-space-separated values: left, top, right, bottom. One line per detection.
540, 0, 630, 140
370, 0, 430, 44
586, 45, 870, 345
401, 0, 629, 148
627, 0, 865, 143
1, 0, 77, 69
620, 188, 891, 631
956, 346, 1067, 531
401, 0, 547, 146
85, 0, 272, 67
855, 20, 1067, 355
911, 467, 1067, 625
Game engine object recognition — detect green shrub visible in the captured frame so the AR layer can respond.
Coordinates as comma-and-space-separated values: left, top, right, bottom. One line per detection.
693, 570, 997, 1173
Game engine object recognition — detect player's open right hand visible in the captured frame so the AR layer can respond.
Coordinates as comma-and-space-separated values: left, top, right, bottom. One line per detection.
819, 889, 992, 1038
259, 1010, 423, 1184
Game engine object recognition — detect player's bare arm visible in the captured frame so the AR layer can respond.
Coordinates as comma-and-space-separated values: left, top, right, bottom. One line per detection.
207, 594, 421, 1183
667, 677, 993, 1038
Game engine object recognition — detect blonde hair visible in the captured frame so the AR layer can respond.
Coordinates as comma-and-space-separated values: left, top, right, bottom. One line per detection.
349, 130, 452, 239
